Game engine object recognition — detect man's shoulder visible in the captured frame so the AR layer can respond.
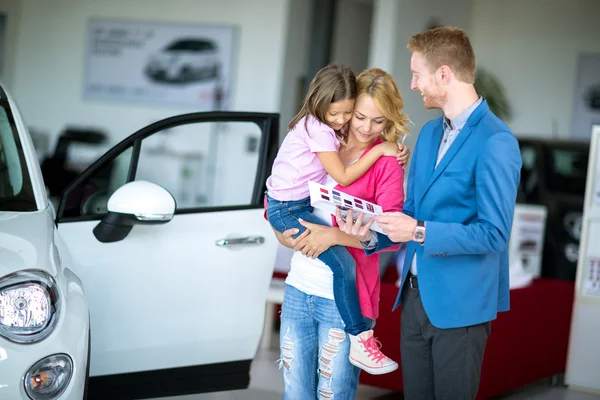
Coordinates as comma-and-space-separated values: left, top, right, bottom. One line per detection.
469, 110, 517, 147
473, 113, 520, 164
477, 109, 513, 135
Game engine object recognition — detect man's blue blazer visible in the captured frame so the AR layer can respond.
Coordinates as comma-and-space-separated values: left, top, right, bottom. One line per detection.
371, 100, 522, 329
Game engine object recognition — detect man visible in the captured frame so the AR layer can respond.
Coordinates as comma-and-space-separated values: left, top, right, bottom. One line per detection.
338, 27, 522, 399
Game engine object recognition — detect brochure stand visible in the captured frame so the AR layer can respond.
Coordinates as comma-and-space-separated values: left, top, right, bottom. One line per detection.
565, 125, 600, 393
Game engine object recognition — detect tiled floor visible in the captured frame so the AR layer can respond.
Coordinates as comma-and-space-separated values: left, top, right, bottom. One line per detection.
153, 347, 392, 400
154, 346, 600, 400
498, 385, 600, 400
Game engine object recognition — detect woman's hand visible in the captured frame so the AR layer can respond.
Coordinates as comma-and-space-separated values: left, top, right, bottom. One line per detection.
397, 143, 411, 165
294, 219, 338, 259
272, 227, 309, 249
335, 207, 374, 243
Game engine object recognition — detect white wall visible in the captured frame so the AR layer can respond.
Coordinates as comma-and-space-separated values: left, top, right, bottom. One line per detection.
331, 0, 373, 75
277, 0, 313, 142
393, 0, 473, 153
369, 0, 473, 159
0, 0, 21, 87
5, 0, 596, 161
369, 0, 600, 142
368, 0, 400, 73
7, 0, 290, 150
470, 0, 600, 139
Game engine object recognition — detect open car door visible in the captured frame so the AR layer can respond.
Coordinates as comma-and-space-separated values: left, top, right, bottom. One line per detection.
55, 112, 280, 398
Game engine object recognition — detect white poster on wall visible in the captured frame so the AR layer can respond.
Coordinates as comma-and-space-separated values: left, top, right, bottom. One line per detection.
0, 14, 6, 78
508, 204, 548, 278
593, 125, 600, 206
582, 220, 600, 296
84, 18, 237, 109
583, 257, 600, 296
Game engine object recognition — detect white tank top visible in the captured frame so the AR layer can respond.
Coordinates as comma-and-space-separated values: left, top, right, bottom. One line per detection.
285, 176, 339, 299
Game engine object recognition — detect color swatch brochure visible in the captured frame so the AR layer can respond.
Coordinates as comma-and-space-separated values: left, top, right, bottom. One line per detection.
308, 181, 385, 234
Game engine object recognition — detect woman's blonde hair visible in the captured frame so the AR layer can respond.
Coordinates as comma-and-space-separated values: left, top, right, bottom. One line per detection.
354, 68, 411, 143
289, 63, 356, 131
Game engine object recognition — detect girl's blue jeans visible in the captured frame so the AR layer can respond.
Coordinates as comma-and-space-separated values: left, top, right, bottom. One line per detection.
265, 192, 368, 335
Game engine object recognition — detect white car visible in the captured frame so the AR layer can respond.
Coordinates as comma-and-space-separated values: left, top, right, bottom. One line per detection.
0, 84, 279, 399
145, 38, 220, 84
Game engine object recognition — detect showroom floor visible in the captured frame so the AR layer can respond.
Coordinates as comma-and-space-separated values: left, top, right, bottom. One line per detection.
153, 347, 600, 400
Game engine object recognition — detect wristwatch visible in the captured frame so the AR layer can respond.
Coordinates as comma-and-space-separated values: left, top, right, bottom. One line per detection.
413, 220, 426, 244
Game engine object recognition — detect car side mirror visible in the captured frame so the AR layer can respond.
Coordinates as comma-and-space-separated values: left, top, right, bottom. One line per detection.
93, 181, 175, 243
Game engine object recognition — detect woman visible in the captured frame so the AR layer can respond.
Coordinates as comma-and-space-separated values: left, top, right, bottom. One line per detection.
273, 67, 411, 399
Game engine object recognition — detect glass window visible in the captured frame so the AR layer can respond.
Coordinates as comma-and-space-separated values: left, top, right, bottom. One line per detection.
167, 40, 197, 52
60, 120, 263, 219
0, 104, 36, 211
521, 146, 537, 171
517, 144, 541, 203
546, 146, 589, 195
60, 148, 133, 218
136, 121, 261, 210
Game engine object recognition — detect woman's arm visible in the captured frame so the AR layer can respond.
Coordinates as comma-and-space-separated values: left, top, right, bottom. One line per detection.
293, 219, 362, 259
341, 156, 406, 252
271, 222, 360, 259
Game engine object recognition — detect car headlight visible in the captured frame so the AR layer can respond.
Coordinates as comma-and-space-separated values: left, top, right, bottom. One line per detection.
0, 270, 60, 343
24, 354, 73, 400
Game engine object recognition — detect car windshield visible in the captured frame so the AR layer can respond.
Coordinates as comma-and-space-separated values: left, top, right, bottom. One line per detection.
166, 40, 212, 52
545, 144, 589, 195
0, 96, 36, 211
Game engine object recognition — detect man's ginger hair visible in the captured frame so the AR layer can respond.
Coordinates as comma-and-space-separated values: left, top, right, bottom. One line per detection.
408, 27, 476, 84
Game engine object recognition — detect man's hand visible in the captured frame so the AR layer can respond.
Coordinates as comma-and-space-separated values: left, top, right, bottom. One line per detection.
376, 212, 417, 242
335, 207, 374, 243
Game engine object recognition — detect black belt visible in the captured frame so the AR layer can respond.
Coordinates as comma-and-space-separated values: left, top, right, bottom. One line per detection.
407, 273, 418, 289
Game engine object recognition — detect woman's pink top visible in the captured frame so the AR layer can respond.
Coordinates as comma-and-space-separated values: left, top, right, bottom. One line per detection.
334, 137, 404, 319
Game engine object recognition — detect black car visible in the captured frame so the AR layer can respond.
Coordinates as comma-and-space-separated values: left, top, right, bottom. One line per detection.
517, 138, 590, 281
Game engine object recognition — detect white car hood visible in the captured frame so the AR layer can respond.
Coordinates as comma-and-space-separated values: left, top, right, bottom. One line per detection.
0, 209, 58, 278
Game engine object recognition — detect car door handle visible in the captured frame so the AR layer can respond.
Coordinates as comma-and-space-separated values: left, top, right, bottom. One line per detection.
215, 236, 265, 246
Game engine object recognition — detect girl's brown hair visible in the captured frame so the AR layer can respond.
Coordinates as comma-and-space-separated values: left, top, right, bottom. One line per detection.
351, 68, 411, 143
289, 63, 357, 131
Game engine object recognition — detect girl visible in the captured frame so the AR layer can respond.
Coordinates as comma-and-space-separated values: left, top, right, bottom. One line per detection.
265, 63, 404, 374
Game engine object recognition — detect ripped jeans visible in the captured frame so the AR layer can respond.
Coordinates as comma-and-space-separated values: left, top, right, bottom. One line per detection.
279, 284, 373, 400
